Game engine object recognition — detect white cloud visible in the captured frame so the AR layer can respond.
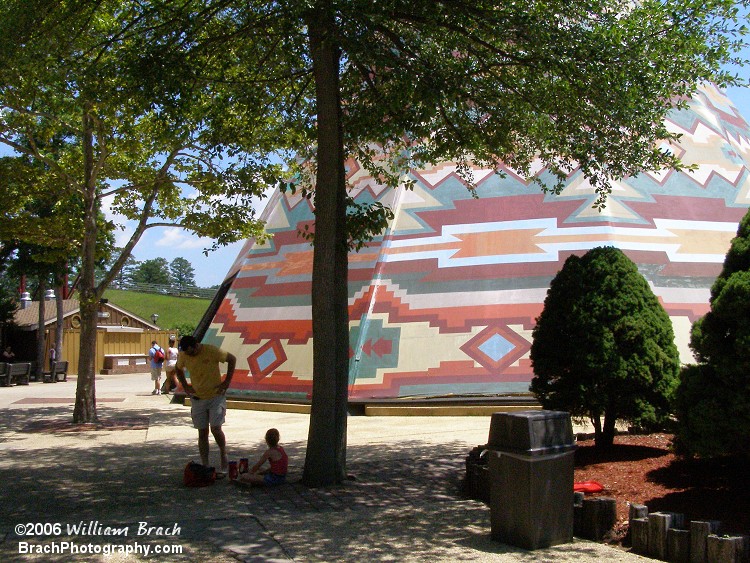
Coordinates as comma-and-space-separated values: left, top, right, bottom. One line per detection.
155, 227, 214, 249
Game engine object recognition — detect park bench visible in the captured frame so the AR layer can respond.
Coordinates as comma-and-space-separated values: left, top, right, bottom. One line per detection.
43, 360, 69, 383
28, 361, 41, 382
0, 362, 8, 386
8, 362, 31, 385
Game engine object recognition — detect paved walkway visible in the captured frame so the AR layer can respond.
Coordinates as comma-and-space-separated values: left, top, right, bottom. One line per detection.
0, 373, 650, 562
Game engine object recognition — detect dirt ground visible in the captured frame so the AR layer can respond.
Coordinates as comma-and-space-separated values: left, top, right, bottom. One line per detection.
573, 433, 749, 542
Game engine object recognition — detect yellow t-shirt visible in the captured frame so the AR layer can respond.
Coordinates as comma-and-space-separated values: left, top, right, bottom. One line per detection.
175, 344, 229, 400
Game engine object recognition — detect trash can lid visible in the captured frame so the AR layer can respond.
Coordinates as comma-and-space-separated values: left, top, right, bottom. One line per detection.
487, 410, 575, 454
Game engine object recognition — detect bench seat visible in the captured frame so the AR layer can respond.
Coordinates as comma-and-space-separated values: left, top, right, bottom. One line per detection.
7, 362, 31, 385
43, 360, 69, 383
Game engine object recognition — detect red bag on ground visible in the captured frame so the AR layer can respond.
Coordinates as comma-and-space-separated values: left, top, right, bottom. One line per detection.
574, 480, 604, 494
183, 462, 216, 487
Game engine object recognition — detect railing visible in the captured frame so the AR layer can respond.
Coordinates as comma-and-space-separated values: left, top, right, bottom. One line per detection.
108, 282, 216, 299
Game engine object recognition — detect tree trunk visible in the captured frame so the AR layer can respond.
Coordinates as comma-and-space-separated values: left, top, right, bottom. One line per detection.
35, 276, 46, 379
54, 283, 64, 365
600, 410, 617, 448
73, 107, 99, 423
591, 415, 603, 446
302, 5, 349, 487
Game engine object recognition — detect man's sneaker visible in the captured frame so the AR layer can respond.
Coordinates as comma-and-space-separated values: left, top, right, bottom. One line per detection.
152, 389, 158, 395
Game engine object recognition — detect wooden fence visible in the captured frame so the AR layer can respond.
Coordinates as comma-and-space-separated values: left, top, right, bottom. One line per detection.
43, 328, 176, 375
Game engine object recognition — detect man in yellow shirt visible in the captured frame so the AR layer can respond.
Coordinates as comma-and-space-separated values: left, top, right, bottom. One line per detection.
175, 335, 236, 475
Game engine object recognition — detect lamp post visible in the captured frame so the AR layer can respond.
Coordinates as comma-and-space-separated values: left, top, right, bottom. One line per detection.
151, 313, 159, 326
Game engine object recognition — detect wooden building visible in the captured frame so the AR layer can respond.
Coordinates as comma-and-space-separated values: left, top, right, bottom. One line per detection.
8, 298, 173, 375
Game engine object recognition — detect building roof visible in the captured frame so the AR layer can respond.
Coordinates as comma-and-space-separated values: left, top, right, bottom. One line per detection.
13, 299, 81, 330
12, 298, 159, 331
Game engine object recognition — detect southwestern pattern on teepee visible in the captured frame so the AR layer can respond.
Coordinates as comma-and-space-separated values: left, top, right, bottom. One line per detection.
203, 84, 750, 402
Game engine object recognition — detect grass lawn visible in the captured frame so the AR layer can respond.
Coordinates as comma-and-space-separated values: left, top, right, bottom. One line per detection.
103, 289, 211, 330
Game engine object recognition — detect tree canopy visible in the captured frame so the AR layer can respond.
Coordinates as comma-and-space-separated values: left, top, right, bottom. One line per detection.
170, 257, 196, 291
133, 258, 171, 287
530, 247, 681, 447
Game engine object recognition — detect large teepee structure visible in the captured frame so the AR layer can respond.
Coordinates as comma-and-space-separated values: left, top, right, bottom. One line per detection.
198, 84, 750, 405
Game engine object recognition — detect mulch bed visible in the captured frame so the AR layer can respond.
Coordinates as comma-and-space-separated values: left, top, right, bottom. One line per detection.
574, 433, 749, 538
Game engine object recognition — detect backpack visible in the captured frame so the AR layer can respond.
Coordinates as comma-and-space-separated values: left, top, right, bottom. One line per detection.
183, 462, 216, 487
153, 347, 165, 362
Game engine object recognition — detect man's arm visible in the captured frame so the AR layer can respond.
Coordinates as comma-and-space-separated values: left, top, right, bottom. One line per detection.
217, 353, 237, 394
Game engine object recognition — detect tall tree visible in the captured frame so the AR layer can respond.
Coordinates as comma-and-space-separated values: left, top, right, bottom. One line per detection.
152, 0, 744, 485
132, 258, 171, 287
170, 257, 196, 291
1, 154, 83, 375
0, 1, 293, 422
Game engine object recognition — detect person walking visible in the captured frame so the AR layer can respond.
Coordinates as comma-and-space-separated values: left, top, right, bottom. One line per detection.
162, 337, 179, 394
148, 340, 165, 395
174, 335, 236, 475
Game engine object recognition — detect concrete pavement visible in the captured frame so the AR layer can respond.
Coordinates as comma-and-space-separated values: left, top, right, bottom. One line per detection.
0, 373, 650, 562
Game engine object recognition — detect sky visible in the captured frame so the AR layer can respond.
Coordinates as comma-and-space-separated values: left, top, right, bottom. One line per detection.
123, 83, 750, 289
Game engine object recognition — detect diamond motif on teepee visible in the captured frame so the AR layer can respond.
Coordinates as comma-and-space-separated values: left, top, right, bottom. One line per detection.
460, 324, 530, 373
248, 339, 287, 382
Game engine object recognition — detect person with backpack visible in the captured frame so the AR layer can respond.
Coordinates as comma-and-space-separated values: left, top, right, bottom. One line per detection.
149, 340, 165, 395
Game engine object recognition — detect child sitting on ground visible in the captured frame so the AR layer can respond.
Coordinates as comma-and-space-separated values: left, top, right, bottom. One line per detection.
237, 428, 288, 486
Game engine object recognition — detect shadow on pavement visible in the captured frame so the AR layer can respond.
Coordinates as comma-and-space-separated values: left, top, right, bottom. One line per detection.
0, 403, 644, 562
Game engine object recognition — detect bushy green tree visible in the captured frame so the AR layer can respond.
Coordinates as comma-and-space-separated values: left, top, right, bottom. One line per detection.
170, 258, 196, 291
675, 210, 750, 457
96, 250, 137, 289
132, 258, 170, 287
530, 247, 680, 448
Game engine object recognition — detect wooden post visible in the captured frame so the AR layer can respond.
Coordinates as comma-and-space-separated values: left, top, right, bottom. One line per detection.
649, 512, 673, 560
668, 528, 691, 563
580, 497, 617, 540
690, 520, 721, 563
631, 518, 650, 554
629, 503, 649, 521
707, 535, 748, 563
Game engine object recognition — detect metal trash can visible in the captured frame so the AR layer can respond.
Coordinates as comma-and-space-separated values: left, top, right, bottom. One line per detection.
487, 410, 576, 550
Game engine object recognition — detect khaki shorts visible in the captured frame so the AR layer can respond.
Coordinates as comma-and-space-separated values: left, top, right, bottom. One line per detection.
191, 395, 226, 429
150, 366, 162, 381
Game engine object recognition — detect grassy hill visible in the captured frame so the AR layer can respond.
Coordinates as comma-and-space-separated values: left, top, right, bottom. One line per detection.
103, 289, 211, 331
